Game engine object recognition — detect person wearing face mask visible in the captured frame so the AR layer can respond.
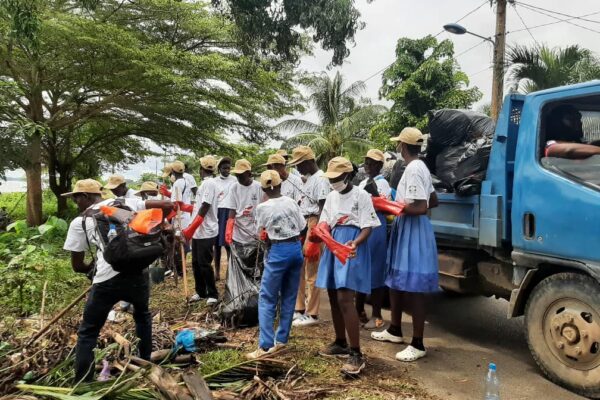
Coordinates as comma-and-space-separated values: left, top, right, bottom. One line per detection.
286, 146, 331, 327
371, 127, 438, 363
313, 157, 380, 375
213, 157, 237, 280
356, 149, 392, 330
544, 104, 600, 159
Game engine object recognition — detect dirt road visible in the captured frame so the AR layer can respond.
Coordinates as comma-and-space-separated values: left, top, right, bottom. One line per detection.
317, 292, 586, 400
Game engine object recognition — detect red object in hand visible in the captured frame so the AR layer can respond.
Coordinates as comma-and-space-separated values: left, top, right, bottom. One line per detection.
304, 240, 321, 262
225, 219, 235, 245
259, 228, 269, 241
372, 196, 405, 216
166, 209, 177, 221
182, 215, 204, 241
308, 221, 329, 243
176, 201, 194, 213
311, 222, 353, 265
159, 184, 172, 197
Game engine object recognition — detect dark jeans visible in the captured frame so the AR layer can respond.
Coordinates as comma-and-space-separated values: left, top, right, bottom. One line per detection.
75, 272, 151, 382
192, 237, 218, 299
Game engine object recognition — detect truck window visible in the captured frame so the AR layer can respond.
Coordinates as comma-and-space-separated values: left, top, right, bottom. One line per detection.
540, 101, 600, 189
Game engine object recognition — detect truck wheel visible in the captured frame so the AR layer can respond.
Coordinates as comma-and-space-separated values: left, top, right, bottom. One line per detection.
525, 273, 600, 398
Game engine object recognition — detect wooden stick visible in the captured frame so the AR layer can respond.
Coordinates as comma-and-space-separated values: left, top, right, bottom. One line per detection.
39, 280, 48, 330
27, 286, 91, 346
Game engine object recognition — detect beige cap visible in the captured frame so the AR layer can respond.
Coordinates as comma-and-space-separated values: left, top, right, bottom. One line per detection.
61, 179, 104, 197
231, 159, 252, 174
171, 160, 185, 174
260, 170, 282, 189
390, 127, 425, 146
287, 146, 316, 166
276, 149, 289, 158
104, 174, 126, 190
161, 164, 172, 178
200, 155, 217, 171
365, 149, 385, 162
323, 157, 353, 179
262, 154, 286, 166
135, 181, 159, 196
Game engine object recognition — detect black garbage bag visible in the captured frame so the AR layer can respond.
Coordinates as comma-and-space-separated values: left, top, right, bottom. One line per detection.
435, 144, 469, 186
389, 159, 406, 190
454, 172, 486, 196
219, 242, 264, 328
432, 174, 453, 193
428, 109, 495, 147
455, 141, 492, 180
424, 138, 445, 174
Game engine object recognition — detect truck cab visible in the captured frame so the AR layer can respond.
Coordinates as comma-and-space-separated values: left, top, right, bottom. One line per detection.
430, 82, 600, 398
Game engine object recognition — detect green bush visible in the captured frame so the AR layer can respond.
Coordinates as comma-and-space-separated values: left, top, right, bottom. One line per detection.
0, 190, 77, 221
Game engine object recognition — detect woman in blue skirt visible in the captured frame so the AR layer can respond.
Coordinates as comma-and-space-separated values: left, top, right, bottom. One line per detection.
314, 157, 380, 375
356, 149, 392, 330
371, 127, 439, 362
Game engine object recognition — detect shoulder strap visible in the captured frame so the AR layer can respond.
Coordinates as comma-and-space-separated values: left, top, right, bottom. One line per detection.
80, 209, 98, 278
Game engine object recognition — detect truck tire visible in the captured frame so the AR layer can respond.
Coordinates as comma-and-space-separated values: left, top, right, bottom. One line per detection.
525, 273, 600, 398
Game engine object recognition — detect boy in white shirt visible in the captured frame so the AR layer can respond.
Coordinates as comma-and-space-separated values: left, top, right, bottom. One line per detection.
247, 170, 306, 359
104, 174, 136, 199
263, 153, 303, 202
213, 157, 237, 280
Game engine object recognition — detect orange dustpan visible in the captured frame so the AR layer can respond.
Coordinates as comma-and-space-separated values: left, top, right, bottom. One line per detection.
128, 209, 164, 234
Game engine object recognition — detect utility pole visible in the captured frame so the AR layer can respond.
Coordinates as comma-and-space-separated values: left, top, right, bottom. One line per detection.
491, 0, 508, 121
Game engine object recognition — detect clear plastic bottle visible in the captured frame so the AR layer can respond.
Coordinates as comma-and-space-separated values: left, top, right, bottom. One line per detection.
484, 362, 500, 400
107, 224, 118, 242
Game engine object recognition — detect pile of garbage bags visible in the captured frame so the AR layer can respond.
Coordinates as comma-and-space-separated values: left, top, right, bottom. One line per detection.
425, 109, 495, 196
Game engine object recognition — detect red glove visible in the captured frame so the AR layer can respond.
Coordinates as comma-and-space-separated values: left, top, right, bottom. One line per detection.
312, 222, 353, 265
372, 196, 405, 216
259, 228, 268, 241
182, 215, 204, 241
159, 184, 171, 197
166, 209, 177, 221
176, 201, 194, 213
304, 240, 321, 262
225, 219, 235, 245
308, 221, 329, 243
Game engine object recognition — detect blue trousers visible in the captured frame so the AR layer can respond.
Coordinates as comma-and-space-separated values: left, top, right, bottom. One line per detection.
258, 241, 304, 350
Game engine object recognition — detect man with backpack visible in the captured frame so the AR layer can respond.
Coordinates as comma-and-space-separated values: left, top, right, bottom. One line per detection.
62, 179, 174, 382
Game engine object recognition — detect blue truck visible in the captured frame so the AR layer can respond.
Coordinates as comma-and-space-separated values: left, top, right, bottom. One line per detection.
430, 81, 600, 397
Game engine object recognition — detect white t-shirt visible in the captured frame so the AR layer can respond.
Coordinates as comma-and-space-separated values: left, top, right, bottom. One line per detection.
192, 177, 219, 239
281, 173, 303, 202
290, 168, 301, 178
299, 170, 330, 216
223, 180, 263, 243
125, 188, 137, 199
170, 178, 192, 229
359, 175, 392, 199
63, 198, 146, 284
256, 196, 306, 240
184, 173, 197, 191
320, 186, 380, 230
396, 159, 434, 205
213, 175, 237, 208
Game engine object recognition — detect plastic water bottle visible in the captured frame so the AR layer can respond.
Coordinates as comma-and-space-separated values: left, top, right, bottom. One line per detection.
107, 224, 117, 242
484, 362, 500, 400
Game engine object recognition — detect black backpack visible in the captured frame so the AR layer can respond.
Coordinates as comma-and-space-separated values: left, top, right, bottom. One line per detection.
82, 200, 165, 274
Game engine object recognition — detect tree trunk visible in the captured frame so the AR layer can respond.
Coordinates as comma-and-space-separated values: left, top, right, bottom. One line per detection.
47, 153, 72, 217
25, 133, 43, 226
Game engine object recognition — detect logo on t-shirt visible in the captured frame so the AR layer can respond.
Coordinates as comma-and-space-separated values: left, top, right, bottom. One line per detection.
408, 185, 417, 195
251, 194, 257, 201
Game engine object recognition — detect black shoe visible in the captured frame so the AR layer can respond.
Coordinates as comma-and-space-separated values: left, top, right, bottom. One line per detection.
341, 351, 365, 375
319, 341, 350, 358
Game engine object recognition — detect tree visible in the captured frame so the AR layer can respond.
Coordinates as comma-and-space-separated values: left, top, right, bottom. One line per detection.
372, 35, 482, 143
506, 44, 600, 93
0, 0, 302, 222
278, 72, 387, 166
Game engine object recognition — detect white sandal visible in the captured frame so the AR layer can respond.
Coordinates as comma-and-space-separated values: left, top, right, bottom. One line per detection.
395, 345, 426, 362
370, 329, 404, 344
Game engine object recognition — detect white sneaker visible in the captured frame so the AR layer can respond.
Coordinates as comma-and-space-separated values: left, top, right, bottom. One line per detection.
370, 329, 404, 344
292, 312, 304, 321
206, 297, 218, 305
395, 345, 426, 362
292, 315, 319, 327
164, 270, 173, 277
189, 294, 201, 302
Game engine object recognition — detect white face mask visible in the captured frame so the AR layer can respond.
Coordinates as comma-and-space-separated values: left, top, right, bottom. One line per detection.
169, 175, 176, 183
330, 180, 347, 192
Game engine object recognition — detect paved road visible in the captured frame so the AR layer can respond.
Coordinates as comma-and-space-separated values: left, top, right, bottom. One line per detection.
318, 292, 586, 399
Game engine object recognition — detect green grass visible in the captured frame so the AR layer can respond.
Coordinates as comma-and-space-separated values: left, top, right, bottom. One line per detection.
198, 349, 246, 376
0, 190, 77, 221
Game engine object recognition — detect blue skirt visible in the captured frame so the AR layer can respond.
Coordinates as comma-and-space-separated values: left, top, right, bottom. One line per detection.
369, 212, 388, 289
385, 215, 439, 293
316, 226, 371, 294
217, 208, 229, 247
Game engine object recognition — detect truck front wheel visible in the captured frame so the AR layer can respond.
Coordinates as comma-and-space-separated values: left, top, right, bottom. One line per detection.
525, 273, 600, 398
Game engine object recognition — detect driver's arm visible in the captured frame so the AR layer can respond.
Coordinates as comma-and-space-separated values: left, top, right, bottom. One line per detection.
546, 142, 600, 159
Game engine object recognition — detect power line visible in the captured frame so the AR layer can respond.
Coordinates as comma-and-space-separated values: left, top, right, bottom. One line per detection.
516, 1, 600, 25
456, 39, 489, 57
511, 2, 539, 46
507, 10, 600, 35
468, 65, 493, 77
517, 2, 600, 35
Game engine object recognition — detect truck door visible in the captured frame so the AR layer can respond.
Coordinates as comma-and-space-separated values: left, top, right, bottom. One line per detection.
512, 85, 600, 265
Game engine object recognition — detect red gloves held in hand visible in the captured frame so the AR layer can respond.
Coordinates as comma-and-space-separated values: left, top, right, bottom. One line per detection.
372, 196, 405, 216
182, 215, 204, 241
159, 184, 171, 197
176, 201, 194, 213
225, 219, 235, 245
311, 221, 353, 265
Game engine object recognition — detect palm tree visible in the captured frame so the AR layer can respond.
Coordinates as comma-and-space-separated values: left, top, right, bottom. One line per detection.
506, 44, 600, 93
278, 72, 387, 166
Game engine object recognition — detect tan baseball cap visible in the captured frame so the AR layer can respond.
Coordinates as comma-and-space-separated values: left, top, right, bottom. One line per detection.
390, 127, 425, 145
135, 181, 159, 196
61, 179, 104, 197
231, 159, 252, 174
262, 154, 286, 166
260, 170, 282, 189
104, 174, 126, 190
365, 149, 385, 162
323, 157, 353, 179
200, 155, 217, 171
287, 146, 316, 166
171, 160, 185, 173
276, 149, 289, 158
161, 164, 172, 178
